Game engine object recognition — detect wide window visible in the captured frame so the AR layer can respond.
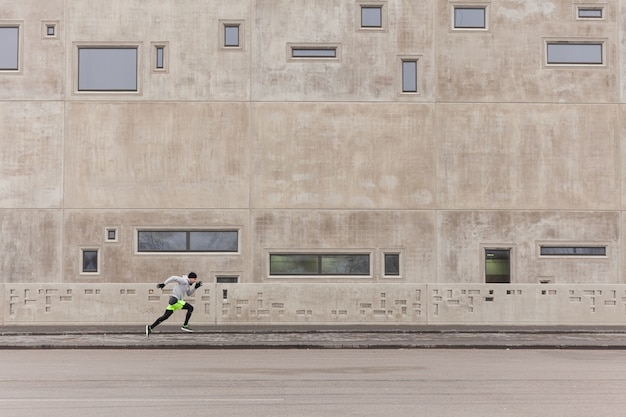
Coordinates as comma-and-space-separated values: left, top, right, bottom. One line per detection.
138, 230, 238, 252
78, 47, 138, 91
546, 42, 603, 65
270, 254, 370, 276
0, 26, 19, 70
540, 246, 606, 256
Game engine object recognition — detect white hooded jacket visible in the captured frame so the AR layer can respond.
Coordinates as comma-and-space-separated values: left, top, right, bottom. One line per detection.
163, 275, 197, 301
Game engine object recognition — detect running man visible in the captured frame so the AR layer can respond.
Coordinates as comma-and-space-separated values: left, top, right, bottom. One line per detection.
146, 272, 202, 336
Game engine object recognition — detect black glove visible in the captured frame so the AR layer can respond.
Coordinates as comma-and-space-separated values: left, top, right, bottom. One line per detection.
194, 280, 203, 289
156, 283, 165, 289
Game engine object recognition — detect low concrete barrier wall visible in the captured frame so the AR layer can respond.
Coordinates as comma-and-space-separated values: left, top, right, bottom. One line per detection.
2, 283, 625, 326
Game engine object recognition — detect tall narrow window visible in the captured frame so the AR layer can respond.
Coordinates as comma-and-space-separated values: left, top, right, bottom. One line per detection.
0, 26, 19, 70
156, 46, 164, 69
402, 60, 418, 93
220, 20, 245, 51
78, 46, 138, 91
485, 249, 510, 283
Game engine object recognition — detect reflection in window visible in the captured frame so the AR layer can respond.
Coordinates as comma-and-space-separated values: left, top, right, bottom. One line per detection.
0, 27, 19, 70
138, 230, 238, 252
78, 47, 138, 91
270, 254, 370, 275
82, 250, 98, 273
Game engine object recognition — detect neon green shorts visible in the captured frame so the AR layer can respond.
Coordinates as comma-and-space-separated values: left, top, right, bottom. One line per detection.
166, 299, 186, 311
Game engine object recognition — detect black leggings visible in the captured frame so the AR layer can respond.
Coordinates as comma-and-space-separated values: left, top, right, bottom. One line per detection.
150, 299, 194, 329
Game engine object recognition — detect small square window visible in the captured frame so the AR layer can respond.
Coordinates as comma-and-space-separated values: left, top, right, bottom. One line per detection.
106, 227, 118, 242
357, 2, 387, 32
361, 6, 382, 27
41, 21, 59, 40
81, 249, 99, 274
219, 20, 245, 51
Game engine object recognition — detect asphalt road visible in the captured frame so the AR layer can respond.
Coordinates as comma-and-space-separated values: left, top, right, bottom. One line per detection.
1, 349, 625, 417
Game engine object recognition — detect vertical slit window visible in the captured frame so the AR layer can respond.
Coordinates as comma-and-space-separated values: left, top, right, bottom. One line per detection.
156, 46, 164, 69
402, 60, 417, 93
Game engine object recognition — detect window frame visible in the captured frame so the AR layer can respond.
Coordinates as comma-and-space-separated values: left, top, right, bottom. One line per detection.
480, 244, 515, 284
136, 228, 240, 254
41, 21, 59, 40
356, 1, 388, 32
543, 38, 607, 67
151, 41, 169, 73
219, 19, 245, 51
73, 42, 142, 94
268, 252, 372, 278
450, 3, 490, 31
537, 242, 609, 259
382, 252, 401, 278
80, 247, 100, 275
575, 4, 607, 21
0, 22, 23, 73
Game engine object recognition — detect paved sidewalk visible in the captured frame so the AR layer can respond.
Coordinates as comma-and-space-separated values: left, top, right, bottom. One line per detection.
1, 325, 626, 349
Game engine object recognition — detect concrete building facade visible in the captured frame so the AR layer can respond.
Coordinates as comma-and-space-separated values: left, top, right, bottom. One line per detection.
2, 0, 626, 326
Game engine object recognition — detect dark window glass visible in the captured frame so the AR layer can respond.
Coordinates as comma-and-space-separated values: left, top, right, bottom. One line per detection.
270, 254, 370, 276
138, 230, 238, 252
540, 246, 606, 256
82, 250, 98, 273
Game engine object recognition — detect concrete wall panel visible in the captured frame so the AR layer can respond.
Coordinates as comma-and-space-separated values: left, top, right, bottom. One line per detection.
253, 0, 435, 101
438, 104, 619, 210
0, 102, 64, 208
436, 0, 619, 103
64, 102, 250, 209
252, 210, 436, 283
65, 0, 251, 101
61, 209, 250, 283
251, 103, 435, 209
438, 211, 621, 284
0, 0, 65, 100
0, 210, 62, 284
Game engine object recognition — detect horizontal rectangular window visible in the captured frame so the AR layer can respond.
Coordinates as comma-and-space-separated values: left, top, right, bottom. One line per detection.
78, 47, 138, 91
270, 254, 370, 276
138, 230, 238, 252
454, 7, 486, 29
291, 48, 337, 58
546, 42, 603, 65
540, 246, 607, 256
578, 8, 603, 18
0, 26, 19, 70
